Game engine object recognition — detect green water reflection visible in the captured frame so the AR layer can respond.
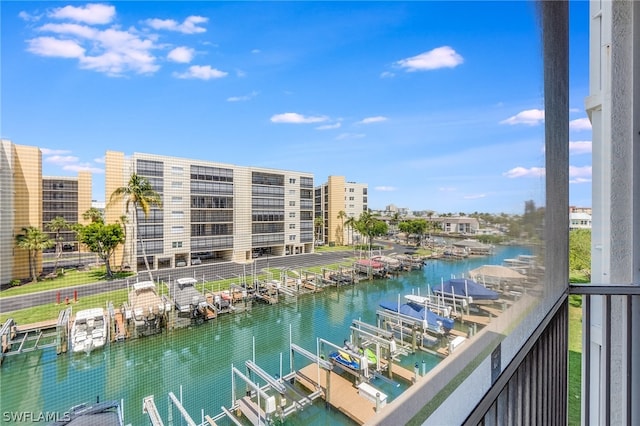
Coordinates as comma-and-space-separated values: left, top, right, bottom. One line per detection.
0, 246, 530, 425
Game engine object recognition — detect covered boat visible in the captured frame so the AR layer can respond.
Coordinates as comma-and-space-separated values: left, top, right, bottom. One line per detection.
379, 300, 455, 334
354, 259, 386, 276
432, 278, 499, 302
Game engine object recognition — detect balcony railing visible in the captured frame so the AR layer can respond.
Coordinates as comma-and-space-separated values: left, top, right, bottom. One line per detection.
569, 284, 640, 426
463, 284, 639, 425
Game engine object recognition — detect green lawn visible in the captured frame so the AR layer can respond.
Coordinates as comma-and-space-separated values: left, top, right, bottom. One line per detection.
0, 260, 357, 326
0, 289, 130, 325
568, 292, 584, 425
1, 267, 133, 298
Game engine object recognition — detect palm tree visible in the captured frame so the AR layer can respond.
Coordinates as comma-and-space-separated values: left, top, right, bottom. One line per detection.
337, 210, 347, 245
314, 216, 324, 245
82, 207, 104, 223
46, 216, 70, 275
390, 212, 401, 234
15, 226, 54, 282
109, 174, 162, 281
118, 214, 129, 270
355, 212, 375, 252
344, 216, 356, 246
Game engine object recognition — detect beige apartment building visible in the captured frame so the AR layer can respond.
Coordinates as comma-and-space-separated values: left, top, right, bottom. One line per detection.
0, 140, 93, 284
42, 173, 92, 250
105, 151, 315, 271
314, 176, 368, 245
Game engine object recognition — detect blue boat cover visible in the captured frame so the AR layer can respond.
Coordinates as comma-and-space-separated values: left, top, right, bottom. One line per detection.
379, 301, 455, 331
433, 278, 499, 300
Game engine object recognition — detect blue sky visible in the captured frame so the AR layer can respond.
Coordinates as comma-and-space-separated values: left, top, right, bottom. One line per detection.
1, 1, 592, 214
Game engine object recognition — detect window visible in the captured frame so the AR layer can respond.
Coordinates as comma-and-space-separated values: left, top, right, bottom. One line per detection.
289, 212, 296, 218
172, 196, 183, 204
171, 166, 184, 174
289, 235, 296, 241
289, 178, 296, 184
171, 211, 184, 219
289, 201, 296, 206
289, 223, 296, 229
171, 181, 182, 188
171, 226, 184, 234
172, 241, 183, 248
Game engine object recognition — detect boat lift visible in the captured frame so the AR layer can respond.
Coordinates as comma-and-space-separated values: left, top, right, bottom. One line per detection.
1, 308, 71, 366
143, 386, 232, 426
376, 309, 437, 353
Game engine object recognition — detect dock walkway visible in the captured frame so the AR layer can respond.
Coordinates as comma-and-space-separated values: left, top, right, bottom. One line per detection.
297, 364, 383, 425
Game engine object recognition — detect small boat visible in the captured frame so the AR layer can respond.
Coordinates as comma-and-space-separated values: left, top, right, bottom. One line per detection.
432, 278, 500, 303
128, 281, 171, 336
329, 349, 362, 370
49, 399, 124, 425
170, 277, 216, 321
404, 294, 453, 318
71, 308, 108, 354
371, 255, 402, 271
354, 259, 386, 276
379, 300, 455, 335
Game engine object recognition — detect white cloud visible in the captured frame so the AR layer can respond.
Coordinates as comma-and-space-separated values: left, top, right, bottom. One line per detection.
375, 186, 397, 192
503, 166, 545, 178
380, 71, 395, 78
167, 46, 195, 63
41, 148, 72, 155
570, 177, 591, 184
336, 133, 365, 140
464, 194, 487, 200
570, 165, 592, 180
227, 91, 258, 102
569, 140, 592, 155
174, 65, 228, 80
438, 187, 457, 192
500, 109, 545, 126
94, 156, 105, 164
39, 23, 98, 38
251, 49, 261, 54
27, 37, 85, 58
49, 4, 116, 25
316, 122, 341, 130
396, 46, 463, 72
144, 16, 208, 34
270, 113, 328, 124
44, 155, 79, 165
31, 22, 160, 75
504, 164, 591, 182
357, 116, 387, 125
19, 11, 40, 22
62, 163, 104, 174
570, 117, 592, 131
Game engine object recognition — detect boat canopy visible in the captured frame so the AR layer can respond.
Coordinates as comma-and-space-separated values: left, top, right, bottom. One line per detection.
176, 277, 197, 288
379, 301, 455, 331
74, 308, 105, 320
433, 278, 499, 300
133, 281, 156, 292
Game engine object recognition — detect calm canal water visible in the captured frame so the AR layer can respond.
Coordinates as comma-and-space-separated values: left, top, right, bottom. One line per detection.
0, 245, 531, 425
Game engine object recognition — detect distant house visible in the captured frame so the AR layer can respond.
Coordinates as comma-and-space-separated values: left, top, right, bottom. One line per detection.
433, 216, 480, 234
569, 212, 592, 230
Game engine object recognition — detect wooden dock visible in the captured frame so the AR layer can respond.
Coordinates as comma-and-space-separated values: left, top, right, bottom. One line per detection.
380, 360, 416, 384
297, 364, 384, 425
236, 395, 266, 425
